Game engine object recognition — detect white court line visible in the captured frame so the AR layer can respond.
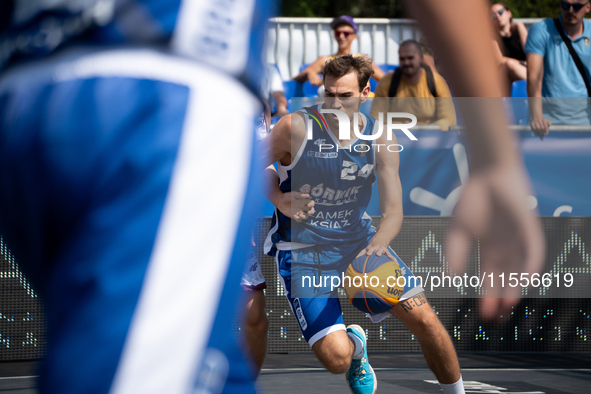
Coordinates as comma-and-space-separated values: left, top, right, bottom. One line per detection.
0, 375, 38, 380
261, 367, 591, 373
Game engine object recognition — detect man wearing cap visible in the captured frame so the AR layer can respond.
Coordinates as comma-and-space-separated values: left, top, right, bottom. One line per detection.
294, 16, 385, 87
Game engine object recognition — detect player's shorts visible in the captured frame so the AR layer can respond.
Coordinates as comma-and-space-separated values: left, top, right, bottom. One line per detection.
0, 47, 262, 394
241, 252, 267, 291
275, 229, 423, 346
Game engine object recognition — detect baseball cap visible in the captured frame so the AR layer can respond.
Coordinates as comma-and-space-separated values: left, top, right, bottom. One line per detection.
330, 15, 358, 34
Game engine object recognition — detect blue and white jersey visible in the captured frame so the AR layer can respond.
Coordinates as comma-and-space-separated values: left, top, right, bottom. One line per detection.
265, 105, 377, 257
0, 0, 275, 93
0, 1, 276, 393
0, 46, 264, 394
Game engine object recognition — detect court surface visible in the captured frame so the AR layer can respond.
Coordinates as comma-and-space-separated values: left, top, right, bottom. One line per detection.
258, 353, 591, 393
0, 353, 589, 393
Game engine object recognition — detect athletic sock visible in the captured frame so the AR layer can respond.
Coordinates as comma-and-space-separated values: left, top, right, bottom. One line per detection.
347, 332, 364, 359
439, 376, 465, 394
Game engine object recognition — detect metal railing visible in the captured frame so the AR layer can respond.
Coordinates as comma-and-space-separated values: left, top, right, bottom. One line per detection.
265, 17, 561, 80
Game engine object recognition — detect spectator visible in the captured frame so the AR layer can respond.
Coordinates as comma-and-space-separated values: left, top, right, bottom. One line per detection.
526, 0, 591, 136
370, 39, 457, 131
490, 2, 528, 94
262, 64, 289, 117
293, 16, 385, 89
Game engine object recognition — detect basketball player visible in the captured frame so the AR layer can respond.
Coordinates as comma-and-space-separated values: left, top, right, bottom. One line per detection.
261, 54, 464, 394
0, 0, 275, 393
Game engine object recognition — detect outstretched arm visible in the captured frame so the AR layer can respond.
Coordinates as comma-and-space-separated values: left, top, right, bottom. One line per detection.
271, 91, 289, 117
293, 56, 327, 85
527, 52, 551, 137
405, 0, 545, 320
433, 78, 457, 131
371, 63, 386, 81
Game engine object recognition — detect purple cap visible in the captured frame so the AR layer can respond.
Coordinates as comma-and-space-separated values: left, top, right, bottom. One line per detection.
330, 15, 358, 34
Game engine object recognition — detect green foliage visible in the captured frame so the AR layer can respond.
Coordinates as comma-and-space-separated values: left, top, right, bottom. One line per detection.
281, 0, 562, 18
496, 0, 560, 18
282, 0, 406, 18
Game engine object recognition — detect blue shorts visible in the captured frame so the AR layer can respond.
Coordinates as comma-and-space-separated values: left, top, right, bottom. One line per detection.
275, 230, 423, 346
0, 47, 261, 394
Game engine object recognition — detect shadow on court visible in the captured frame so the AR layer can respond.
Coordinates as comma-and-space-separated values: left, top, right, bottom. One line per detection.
0, 353, 589, 393
258, 352, 591, 393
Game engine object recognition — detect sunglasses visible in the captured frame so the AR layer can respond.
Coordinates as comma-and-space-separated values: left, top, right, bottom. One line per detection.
560, 1, 589, 11
334, 30, 354, 38
491, 8, 505, 18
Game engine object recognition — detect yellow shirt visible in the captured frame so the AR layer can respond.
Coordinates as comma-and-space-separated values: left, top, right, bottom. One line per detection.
370, 69, 456, 131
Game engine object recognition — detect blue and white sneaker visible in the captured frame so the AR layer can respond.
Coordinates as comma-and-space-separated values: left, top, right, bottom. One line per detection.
346, 324, 377, 394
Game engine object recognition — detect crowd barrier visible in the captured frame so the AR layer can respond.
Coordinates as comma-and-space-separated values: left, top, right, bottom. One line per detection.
375, 127, 591, 217
266, 17, 546, 80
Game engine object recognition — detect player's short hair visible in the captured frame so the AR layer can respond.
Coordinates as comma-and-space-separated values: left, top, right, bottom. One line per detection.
399, 39, 422, 54
323, 54, 374, 92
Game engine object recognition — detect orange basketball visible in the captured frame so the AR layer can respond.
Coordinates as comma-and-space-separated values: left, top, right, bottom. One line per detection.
344, 253, 405, 314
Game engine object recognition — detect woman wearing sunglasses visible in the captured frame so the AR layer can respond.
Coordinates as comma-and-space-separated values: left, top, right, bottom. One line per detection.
490, 2, 528, 94
293, 16, 385, 90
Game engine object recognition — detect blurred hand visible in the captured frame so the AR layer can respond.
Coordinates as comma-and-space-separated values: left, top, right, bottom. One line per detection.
530, 116, 552, 138
308, 72, 322, 86
276, 191, 315, 222
446, 164, 545, 320
274, 107, 290, 117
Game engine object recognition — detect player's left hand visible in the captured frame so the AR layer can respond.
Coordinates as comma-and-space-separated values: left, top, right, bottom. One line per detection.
356, 236, 395, 260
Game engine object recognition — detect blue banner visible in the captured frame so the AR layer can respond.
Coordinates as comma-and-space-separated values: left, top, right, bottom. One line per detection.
364, 130, 591, 216
261, 129, 591, 217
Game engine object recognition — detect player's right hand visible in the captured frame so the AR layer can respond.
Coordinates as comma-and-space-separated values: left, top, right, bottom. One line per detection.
277, 192, 315, 222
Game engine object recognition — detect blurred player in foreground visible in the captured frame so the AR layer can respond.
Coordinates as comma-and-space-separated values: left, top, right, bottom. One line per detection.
0, 0, 274, 393
405, 0, 545, 319
262, 54, 464, 394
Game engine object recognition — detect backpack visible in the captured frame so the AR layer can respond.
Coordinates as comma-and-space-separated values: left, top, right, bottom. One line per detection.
388, 65, 438, 97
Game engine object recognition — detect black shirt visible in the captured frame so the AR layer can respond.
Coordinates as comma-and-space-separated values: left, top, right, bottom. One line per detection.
501, 27, 527, 61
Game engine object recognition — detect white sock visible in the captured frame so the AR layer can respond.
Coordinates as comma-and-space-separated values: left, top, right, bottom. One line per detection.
439, 376, 464, 394
347, 332, 364, 359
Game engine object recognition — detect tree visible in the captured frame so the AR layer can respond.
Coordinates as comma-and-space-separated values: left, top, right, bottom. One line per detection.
281, 0, 562, 18
282, 0, 406, 18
